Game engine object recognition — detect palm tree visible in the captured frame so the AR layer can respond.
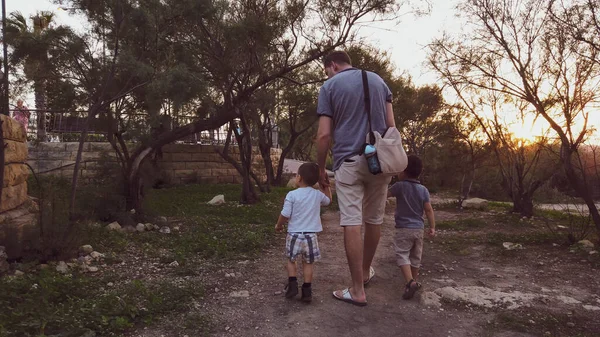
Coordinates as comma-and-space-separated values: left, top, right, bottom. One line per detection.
6, 11, 56, 141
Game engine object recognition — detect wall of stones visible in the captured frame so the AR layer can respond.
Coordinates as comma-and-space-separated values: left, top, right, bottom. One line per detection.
1, 115, 29, 213
28, 142, 282, 185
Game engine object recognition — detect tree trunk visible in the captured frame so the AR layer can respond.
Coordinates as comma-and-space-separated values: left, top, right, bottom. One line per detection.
562, 147, 600, 232
34, 81, 46, 141
0, 119, 4, 211
512, 192, 534, 218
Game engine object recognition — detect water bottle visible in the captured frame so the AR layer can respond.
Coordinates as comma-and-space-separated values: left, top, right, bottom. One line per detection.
364, 144, 382, 174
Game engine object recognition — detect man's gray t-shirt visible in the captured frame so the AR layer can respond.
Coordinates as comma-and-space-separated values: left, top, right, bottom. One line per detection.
389, 180, 430, 229
317, 68, 392, 171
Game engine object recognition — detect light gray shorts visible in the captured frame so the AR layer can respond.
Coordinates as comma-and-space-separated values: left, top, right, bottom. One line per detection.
394, 228, 424, 268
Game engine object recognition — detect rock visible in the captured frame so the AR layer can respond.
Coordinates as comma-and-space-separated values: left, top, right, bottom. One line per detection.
567, 322, 575, 328
159, 226, 171, 234
434, 286, 539, 309
230, 290, 250, 298
79, 245, 94, 254
208, 195, 225, 205
158, 216, 168, 223
56, 261, 69, 273
38, 264, 49, 270
461, 198, 488, 210
420, 291, 442, 307
169, 261, 179, 267
557, 225, 568, 230
144, 223, 155, 231
90, 251, 105, 260
172, 226, 180, 232
88, 266, 99, 273
590, 250, 598, 255
107, 282, 114, 287
153, 224, 160, 231
583, 305, 600, 311
106, 222, 123, 232
130, 209, 136, 214
287, 177, 298, 188
14, 270, 24, 276
503, 242, 524, 250
122, 225, 137, 233
274, 291, 282, 295
136, 223, 146, 232
577, 240, 595, 251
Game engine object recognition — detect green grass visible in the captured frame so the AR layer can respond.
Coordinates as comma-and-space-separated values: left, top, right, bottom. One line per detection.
4, 182, 302, 336
0, 270, 203, 337
437, 218, 487, 231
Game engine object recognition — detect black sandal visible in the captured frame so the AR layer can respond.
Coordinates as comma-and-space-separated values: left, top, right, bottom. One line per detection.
402, 279, 421, 300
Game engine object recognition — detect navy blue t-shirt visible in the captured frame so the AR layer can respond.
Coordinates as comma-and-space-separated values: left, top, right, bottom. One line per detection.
389, 180, 430, 229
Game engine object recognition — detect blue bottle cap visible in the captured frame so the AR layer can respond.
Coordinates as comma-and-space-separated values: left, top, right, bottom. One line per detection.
364, 144, 376, 154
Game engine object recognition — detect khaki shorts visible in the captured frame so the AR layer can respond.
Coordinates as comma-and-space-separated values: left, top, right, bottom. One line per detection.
394, 228, 424, 268
334, 154, 391, 226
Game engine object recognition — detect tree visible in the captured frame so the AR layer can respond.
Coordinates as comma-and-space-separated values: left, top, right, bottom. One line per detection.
429, 0, 600, 227
6, 11, 57, 140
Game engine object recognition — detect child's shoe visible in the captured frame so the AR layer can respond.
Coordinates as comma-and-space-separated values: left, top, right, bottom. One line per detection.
301, 285, 312, 303
402, 279, 421, 300
285, 280, 298, 298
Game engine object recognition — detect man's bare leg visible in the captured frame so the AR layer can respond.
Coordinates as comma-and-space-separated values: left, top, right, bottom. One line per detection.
338, 225, 366, 302
363, 223, 380, 281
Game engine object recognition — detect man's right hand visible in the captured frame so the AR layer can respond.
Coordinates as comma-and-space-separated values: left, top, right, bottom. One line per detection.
319, 169, 330, 188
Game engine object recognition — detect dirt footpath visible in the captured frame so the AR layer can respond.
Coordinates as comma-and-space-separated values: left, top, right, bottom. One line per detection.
198, 203, 600, 337
203, 210, 488, 337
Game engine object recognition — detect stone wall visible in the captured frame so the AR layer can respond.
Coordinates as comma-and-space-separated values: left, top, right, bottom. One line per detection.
28, 142, 282, 185
1, 115, 37, 260
1, 115, 28, 213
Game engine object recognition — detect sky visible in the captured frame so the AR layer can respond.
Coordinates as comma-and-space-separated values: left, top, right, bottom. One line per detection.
7, 0, 599, 143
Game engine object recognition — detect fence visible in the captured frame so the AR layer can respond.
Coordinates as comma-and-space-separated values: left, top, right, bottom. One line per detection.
8, 109, 280, 147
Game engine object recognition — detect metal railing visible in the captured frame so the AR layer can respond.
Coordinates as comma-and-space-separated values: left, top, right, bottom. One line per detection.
8, 109, 280, 147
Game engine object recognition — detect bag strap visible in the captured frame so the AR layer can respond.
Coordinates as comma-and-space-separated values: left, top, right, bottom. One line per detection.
361, 70, 375, 144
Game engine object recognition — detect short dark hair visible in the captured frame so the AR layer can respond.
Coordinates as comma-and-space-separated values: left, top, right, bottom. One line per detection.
404, 155, 423, 179
323, 51, 352, 67
298, 162, 319, 186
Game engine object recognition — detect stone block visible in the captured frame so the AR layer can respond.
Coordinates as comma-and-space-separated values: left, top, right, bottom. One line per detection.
162, 162, 187, 170
0, 115, 27, 142
174, 169, 196, 178
88, 142, 113, 152
65, 142, 90, 152
35, 142, 67, 152
171, 153, 192, 162
0, 182, 28, 213
211, 168, 230, 177
227, 169, 240, 176
163, 144, 199, 153
191, 153, 212, 161
4, 140, 27, 163
81, 151, 103, 161
218, 176, 235, 184
199, 176, 218, 184
186, 162, 206, 170
3, 164, 29, 187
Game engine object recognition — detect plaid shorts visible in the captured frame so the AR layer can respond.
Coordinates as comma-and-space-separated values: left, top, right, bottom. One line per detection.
285, 233, 321, 263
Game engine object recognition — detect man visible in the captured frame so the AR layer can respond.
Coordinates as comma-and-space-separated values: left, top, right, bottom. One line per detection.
316, 50, 395, 306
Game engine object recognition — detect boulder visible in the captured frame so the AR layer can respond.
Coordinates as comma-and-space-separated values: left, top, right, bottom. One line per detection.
122, 225, 137, 233
90, 251, 105, 260
159, 226, 171, 234
207, 195, 225, 205
106, 222, 122, 232
577, 240, 595, 251
56, 261, 69, 274
461, 198, 488, 210
136, 223, 146, 232
144, 223, 155, 231
79, 245, 94, 255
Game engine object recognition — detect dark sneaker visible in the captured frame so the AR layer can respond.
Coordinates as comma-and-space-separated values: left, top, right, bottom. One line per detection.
402, 279, 421, 300
301, 286, 312, 303
285, 280, 298, 298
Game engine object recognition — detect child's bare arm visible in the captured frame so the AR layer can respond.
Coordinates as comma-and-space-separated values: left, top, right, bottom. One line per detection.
275, 214, 289, 232
424, 202, 436, 236
321, 185, 332, 203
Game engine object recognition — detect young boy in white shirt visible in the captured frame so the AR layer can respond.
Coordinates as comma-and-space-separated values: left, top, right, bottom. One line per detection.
275, 163, 332, 302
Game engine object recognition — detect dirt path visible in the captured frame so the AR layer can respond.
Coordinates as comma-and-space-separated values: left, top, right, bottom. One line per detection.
200, 209, 490, 337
